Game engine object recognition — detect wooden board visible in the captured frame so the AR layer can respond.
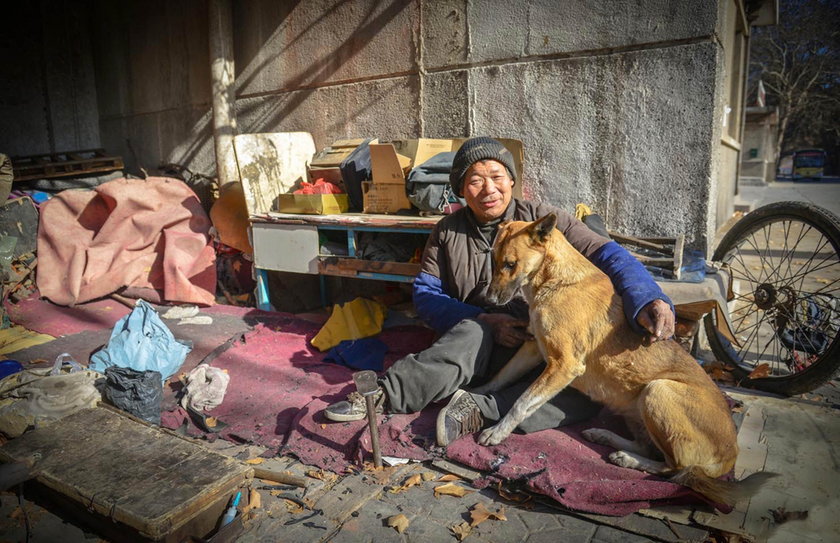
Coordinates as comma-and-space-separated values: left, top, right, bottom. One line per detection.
12, 149, 123, 181
256, 211, 442, 230
319, 257, 420, 277
0, 407, 249, 541
234, 132, 316, 216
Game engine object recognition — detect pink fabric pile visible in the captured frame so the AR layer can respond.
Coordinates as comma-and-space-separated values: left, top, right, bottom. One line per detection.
36, 177, 216, 307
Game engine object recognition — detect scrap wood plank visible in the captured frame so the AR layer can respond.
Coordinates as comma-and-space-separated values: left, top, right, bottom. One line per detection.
0, 406, 249, 541
319, 257, 420, 277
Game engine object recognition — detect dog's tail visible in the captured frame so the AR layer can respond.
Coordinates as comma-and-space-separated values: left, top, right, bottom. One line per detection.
670, 466, 778, 505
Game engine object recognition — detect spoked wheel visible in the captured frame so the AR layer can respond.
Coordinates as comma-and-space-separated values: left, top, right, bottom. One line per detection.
705, 201, 840, 395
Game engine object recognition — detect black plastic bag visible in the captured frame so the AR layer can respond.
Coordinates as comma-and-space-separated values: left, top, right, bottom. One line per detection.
405, 151, 462, 213
339, 138, 376, 212
104, 367, 163, 425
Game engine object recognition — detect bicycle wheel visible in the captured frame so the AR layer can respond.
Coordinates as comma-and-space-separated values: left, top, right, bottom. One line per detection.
704, 201, 840, 395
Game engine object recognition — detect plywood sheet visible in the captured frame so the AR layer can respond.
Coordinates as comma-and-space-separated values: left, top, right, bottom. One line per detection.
234, 132, 316, 216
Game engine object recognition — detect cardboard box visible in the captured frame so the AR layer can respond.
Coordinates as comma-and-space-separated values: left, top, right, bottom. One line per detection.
309, 138, 367, 168
360, 181, 410, 214
277, 193, 349, 215
365, 142, 415, 213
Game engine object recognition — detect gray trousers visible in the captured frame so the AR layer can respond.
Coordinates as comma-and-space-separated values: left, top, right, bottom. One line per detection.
380, 319, 601, 433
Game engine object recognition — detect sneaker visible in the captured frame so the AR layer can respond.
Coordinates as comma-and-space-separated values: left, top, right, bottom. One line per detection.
436, 389, 485, 447
324, 388, 386, 422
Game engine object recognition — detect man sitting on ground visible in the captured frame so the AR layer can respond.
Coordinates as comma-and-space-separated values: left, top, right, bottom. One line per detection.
323, 137, 674, 446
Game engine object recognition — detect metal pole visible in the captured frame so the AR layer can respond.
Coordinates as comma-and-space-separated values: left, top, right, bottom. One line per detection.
365, 395, 382, 468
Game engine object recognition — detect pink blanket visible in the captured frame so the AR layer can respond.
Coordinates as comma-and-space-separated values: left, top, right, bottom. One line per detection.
158, 322, 718, 516
36, 177, 216, 306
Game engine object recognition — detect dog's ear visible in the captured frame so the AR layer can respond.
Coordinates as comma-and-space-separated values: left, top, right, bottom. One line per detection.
529, 213, 557, 244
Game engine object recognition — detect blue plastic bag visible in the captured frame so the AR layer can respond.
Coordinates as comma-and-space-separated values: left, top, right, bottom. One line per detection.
324, 337, 387, 372
89, 300, 192, 382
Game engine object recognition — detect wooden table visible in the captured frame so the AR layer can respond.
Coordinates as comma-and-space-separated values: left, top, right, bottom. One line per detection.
249, 212, 442, 309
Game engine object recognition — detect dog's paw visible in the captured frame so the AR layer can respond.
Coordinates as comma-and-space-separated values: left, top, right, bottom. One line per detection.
478, 425, 510, 446
608, 451, 641, 470
581, 428, 614, 446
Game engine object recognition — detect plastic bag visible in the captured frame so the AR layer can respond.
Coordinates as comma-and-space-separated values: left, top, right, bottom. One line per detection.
89, 300, 192, 382
50, 353, 84, 375
104, 367, 163, 425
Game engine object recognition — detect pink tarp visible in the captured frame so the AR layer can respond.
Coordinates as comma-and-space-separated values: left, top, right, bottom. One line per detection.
36, 177, 216, 307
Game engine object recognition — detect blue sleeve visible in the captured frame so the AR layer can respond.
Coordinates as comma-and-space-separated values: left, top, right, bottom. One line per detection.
589, 241, 674, 335
413, 272, 483, 334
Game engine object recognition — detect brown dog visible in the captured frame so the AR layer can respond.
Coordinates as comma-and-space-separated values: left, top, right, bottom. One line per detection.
474, 213, 774, 505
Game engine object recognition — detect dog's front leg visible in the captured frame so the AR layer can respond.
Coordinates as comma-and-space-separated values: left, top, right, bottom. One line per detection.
478, 357, 584, 446
471, 340, 541, 395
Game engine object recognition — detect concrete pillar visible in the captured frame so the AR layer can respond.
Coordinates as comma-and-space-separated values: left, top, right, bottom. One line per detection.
209, 0, 239, 184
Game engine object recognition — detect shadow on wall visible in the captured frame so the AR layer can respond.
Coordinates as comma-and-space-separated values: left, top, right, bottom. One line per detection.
167, 0, 411, 172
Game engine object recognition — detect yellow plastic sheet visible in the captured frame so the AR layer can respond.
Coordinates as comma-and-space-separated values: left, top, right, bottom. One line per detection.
311, 298, 387, 352
0, 325, 54, 355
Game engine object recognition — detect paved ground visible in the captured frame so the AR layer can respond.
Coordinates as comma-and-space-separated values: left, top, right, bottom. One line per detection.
1, 178, 839, 542
736, 177, 840, 217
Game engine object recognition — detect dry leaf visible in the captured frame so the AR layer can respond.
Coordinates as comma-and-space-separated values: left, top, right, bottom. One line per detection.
815, 277, 830, 284
421, 471, 437, 481
205, 417, 217, 428
704, 360, 737, 384
283, 498, 304, 514
321, 423, 327, 429
438, 474, 461, 482
434, 482, 473, 498
244, 457, 264, 465
306, 469, 338, 482
390, 474, 422, 493
364, 464, 393, 485
402, 474, 422, 488
249, 488, 261, 510
451, 521, 472, 541
387, 513, 410, 533
748, 363, 771, 379
469, 502, 507, 527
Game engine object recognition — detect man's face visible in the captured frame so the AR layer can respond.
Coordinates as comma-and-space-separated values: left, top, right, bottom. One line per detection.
462, 159, 514, 224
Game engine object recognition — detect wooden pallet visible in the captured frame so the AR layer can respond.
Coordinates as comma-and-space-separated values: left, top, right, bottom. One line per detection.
11, 148, 124, 181
609, 231, 686, 280
0, 406, 250, 542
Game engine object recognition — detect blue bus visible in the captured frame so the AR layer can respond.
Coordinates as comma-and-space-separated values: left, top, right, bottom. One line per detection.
779, 149, 826, 181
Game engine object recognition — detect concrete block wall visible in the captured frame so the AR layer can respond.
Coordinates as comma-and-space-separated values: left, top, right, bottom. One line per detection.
87, 0, 738, 251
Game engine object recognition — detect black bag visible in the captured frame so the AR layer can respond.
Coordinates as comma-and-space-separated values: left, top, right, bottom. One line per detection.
104, 367, 163, 425
405, 151, 463, 213
339, 138, 376, 212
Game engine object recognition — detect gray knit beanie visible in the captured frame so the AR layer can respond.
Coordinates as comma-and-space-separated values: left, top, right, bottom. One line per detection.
449, 137, 517, 197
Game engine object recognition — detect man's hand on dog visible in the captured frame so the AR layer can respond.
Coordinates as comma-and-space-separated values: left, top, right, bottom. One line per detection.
636, 299, 675, 344
478, 313, 532, 348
